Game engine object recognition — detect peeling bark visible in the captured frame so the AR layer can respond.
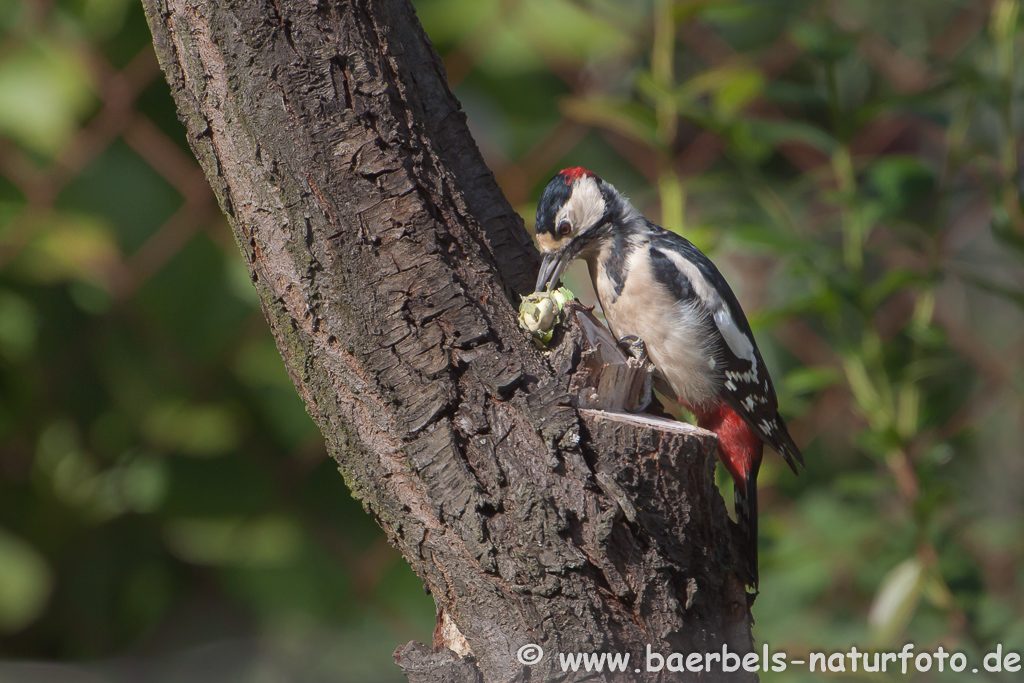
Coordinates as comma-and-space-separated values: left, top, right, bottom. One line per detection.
142, 0, 755, 680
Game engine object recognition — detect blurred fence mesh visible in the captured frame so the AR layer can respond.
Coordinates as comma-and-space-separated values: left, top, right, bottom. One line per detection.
1, 0, 1023, 680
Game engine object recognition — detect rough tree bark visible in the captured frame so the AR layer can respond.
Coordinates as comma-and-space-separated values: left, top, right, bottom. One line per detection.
142, 0, 756, 681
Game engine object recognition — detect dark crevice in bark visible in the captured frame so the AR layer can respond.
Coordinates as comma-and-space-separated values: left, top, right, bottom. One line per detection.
142, 0, 756, 681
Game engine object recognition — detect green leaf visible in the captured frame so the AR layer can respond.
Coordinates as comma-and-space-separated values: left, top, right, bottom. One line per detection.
726, 121, 773, 162
672, 0, 724, 23
636, 72, 714, 126
782, 366, 844, 395
234, 338, 293, 388
866, 156, 935, 211
164, 516, 303, 567
474, 25, 545, 75
841, 354, 893, 431
517, 0, 634, 63
714, 68, 765, 118
726, 223, 812, 253
0, 38, 95, 155
746, 119, 839, 155
0, 528, 52, 633
78, 0, 132, 39
0, 289, 36, 361
869, 557, 924, 644
678, 66, 766, 120
790, 20, 856, 61
414, 0, 499, 44
468, 0, 635, 74
143, 401, 241, 457
560, 97, 660, 146
700, 2, 758, 25
864, 268, 925, 309
11, 214, 120, 287
119, 457, 169, 513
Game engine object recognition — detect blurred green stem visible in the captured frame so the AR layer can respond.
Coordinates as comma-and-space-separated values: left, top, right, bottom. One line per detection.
993, 0, 1024, 232
825, 56, 866, 271
832, 146, 864, 273
652, 0, 676, 147
653, 0, 684, 233
825, 60, 846, 142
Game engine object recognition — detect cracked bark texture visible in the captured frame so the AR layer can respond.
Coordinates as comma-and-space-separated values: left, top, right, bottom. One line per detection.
142, 0, 756, 681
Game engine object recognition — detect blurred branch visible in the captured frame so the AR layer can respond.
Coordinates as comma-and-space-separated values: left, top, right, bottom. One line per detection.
140, 0, 755, 681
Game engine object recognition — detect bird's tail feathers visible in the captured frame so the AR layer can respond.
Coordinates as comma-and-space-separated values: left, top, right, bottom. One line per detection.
734, 471, 759, 588
770, 414, 804, 475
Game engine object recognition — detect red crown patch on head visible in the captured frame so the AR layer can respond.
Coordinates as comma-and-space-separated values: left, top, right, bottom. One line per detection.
559, 167, 594, 184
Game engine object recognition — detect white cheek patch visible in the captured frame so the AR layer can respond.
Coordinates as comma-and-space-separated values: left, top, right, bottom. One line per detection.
555, 176, 605, 233
714, 307, 756, 362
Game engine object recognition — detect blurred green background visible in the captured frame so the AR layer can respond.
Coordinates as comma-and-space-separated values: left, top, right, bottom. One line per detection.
1, 0, 1023, 681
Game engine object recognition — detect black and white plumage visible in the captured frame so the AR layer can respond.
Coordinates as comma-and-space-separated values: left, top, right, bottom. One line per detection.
534, 167, 804, 585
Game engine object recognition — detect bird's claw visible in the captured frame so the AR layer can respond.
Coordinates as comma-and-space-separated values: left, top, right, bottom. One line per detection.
617, 334, 654, 413
618, 334, 648, 364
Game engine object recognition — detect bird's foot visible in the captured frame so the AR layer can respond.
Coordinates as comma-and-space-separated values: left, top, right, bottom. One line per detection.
617, 334, 648, 364
616, 335, 655, 413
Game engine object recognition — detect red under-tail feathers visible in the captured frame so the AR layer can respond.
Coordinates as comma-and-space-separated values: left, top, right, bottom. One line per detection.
691, 402, 763, 587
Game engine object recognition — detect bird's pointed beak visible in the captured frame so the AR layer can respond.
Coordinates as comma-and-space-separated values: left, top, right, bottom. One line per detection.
535, 249, 571, 293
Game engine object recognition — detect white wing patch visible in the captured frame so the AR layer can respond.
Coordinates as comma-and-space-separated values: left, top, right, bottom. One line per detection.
662, 249, 720, 306
726, 366, 759, 383
660, 246, 758, 365
714, 307, 756, 362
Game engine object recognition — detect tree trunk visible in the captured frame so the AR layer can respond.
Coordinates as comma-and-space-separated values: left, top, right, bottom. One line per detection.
142, 0, 755, 680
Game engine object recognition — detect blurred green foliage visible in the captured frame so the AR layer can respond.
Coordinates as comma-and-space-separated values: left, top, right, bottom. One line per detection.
1, 0, 1024, 681
0, 1, 434, 680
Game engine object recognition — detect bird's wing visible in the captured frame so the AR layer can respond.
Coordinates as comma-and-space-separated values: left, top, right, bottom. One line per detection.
648, 230, 805, 472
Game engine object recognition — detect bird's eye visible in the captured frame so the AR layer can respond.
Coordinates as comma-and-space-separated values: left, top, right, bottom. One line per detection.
558, 221, 572, 236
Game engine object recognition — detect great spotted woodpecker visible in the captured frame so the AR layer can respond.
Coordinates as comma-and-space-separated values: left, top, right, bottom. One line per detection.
534, 167, 804, 585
